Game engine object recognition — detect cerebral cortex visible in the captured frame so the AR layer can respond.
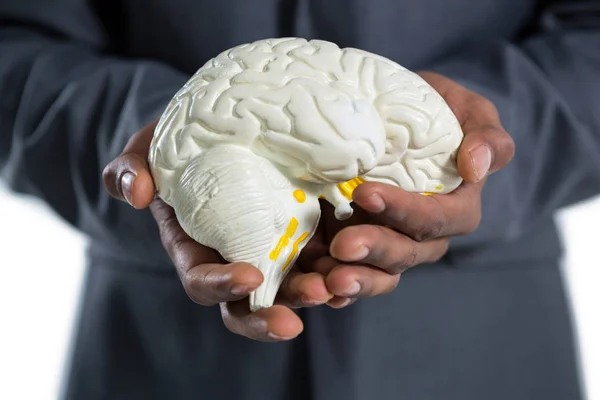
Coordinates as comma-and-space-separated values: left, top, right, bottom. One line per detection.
149, 37, 463, 205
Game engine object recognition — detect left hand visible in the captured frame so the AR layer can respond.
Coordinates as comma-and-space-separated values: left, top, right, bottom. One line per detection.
298, 71, 515, 308
103, 120, 334, 342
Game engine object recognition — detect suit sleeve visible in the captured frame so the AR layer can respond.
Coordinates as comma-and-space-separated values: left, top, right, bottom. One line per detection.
0, 1, 188, 264
427, 0, 600, 248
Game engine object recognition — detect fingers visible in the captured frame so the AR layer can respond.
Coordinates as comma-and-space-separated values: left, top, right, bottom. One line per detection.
313, 225, 448, 300
330, 224, 450, 275
220, 302, 304, 342
456, 126, 515, 183
313, 255, 400, 298
326, 265, 401, 298
184, 263, 265, 306
311, 256, 399, 305
275, 269, 334, 308
417, 71, 515, 183
353, 182, 482, 241
309, 257, 354, 308
102, 120, 158, 209
327, 296, 358, 309
150, 199, 264, 306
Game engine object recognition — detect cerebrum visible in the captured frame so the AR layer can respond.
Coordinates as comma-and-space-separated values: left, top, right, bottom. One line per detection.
149, 37, 463, 206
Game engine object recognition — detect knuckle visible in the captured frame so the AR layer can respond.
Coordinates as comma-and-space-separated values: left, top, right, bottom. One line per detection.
388, 243, 418, 274
182, 268, 214, 306
412, 216, 446, 242
407, 242, 420, 267
482, 125, 507, 142
496, 131, 516, 167
463, 207, 482, 234
380, 275, 401, 295
387, 261, 409, 275
469, 212, 482, 233
182, 279, 205, 305
430, 240, 451, 263
472, 95, 498, 115
479, 126, 515, 167
504, 134, 516, 154
444, 88, 466, 110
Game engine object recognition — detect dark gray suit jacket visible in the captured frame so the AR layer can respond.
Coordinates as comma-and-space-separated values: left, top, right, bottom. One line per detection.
1, 0, 599, 399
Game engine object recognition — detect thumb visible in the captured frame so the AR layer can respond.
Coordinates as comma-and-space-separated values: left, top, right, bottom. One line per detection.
102, 120, 158, 209
457, 126, 515, 184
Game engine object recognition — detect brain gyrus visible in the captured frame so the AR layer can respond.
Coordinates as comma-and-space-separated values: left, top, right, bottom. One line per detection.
148, 37, 464, 311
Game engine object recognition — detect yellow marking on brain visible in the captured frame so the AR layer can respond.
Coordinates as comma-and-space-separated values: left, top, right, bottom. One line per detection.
293, 189, 306, 203
282, 231, 310, 272
269, 218, 298, 261
337, 176, 366, 201
423, 184, 444, 196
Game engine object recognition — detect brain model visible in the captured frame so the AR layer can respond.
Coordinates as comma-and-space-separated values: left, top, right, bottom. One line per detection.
148, 38, 464, 311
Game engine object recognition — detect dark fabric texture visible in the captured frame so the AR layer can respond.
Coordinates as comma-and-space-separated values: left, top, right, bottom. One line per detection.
0, 0, 598, 399
65, 254, 582, 400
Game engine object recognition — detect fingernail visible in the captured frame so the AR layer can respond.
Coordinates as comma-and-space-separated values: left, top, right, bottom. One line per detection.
368, 193, 385, 212
121, 172, 135, 206
328, 297, 353, 309
301, 295, 327, 306
349, 246, 369, 261
470, 145, 492, 181
336, 298, 353, 308
267, 332, 297, 341
230, 285, 251, 296
341, 281, 361, 297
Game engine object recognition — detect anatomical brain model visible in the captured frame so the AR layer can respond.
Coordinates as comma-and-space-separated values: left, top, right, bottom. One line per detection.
148, 38, 464, 311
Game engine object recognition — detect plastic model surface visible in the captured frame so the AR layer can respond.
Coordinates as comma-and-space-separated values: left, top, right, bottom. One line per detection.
148, 38, 464, 311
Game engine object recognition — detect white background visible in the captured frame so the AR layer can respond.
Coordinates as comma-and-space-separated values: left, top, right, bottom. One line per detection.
0, 184, 598, 400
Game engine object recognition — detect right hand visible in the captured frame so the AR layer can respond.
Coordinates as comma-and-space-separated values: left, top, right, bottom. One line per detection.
102, 120, 334, 342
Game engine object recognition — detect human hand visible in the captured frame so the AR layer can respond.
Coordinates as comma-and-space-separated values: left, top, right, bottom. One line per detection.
303, 71, 516, 307
102, 120, 334, 342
